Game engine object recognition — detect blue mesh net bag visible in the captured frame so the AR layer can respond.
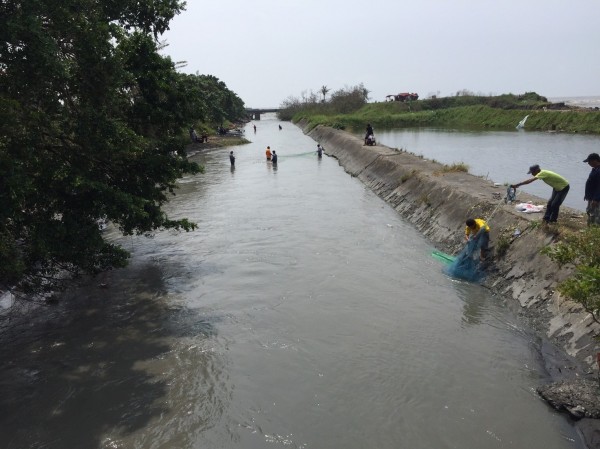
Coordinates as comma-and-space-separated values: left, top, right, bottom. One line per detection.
443, 238, 485, 282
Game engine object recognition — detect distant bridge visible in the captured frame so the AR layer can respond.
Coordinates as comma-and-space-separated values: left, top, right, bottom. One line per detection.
246, 108, 280, 120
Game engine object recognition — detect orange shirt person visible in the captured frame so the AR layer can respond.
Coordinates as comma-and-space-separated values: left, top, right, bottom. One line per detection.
266, 146, 272, 161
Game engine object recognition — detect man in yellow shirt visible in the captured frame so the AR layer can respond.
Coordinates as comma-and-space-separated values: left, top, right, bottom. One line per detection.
465, 218, 490, 261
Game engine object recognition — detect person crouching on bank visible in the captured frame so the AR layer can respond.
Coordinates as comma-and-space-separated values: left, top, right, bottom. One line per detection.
465, 218, 490, 261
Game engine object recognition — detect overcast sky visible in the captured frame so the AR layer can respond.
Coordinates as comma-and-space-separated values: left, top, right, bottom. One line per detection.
161, 0, 600, 108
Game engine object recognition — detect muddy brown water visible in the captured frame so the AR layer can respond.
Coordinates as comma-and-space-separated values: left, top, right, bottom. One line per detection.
0, 116, 586, 448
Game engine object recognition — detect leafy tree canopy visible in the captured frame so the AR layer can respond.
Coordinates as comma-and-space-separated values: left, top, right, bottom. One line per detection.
543, 227, 600, 331
278, 83, 369, 121
0, 0, 244, 295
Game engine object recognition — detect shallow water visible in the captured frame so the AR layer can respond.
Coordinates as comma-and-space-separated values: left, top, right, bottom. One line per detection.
0, 115, 585, 449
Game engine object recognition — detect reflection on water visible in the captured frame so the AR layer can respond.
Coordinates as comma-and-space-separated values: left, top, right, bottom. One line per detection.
0, 115, 585, 449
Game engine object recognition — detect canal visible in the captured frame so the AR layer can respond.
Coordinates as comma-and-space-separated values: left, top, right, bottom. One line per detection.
0, 115, 585, 448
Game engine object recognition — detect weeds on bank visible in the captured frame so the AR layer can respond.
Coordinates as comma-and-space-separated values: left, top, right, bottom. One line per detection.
529, 215, 586, 238
442, 162, 469, 173
494, 225, 522, 258
433, 162, 469, 175
496, 234, 511, 257
419, 193, 431, 206
401, 169, 418, 183
558, 215, 587, 233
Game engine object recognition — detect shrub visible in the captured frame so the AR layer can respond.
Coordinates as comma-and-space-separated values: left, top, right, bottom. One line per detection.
542, 226, 600, 330
437, 163, 469, 174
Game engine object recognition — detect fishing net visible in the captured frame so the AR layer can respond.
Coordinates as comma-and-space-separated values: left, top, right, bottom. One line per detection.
505, 186, 517, 204
443, 238, 485, 282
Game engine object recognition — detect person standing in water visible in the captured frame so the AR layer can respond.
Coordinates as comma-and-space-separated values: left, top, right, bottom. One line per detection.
316, 144, 323, 158
266, 146, 272, 161
271, 150, 278, 165
229, 150, 235, 166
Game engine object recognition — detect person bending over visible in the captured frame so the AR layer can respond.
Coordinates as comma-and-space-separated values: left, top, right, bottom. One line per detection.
465, 218, 490, 261
511, 164, 569, 224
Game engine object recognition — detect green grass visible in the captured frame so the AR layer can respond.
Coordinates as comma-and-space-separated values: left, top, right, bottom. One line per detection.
496, 234, 511, 257
291, 102, 600, 134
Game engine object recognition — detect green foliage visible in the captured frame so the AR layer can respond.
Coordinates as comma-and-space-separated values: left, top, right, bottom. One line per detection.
528, 220, 542, 230
495, 234, 511, 257
180, 73, 246, 126
0, 0, 243, 295
438, 163, 469, 173
422, 92, 549, 110
558, 265, 600, 324
283, 91, 600, 134
278, 83, 369, 120
542, 227, 600, 327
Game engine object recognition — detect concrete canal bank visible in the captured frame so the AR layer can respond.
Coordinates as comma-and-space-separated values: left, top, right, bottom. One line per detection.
301, 122, 600, 425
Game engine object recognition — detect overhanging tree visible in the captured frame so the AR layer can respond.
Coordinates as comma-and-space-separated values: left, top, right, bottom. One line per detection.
0, 0, 212, 295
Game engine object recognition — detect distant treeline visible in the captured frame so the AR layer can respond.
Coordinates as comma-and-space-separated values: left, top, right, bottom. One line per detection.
279, 90, 600, 134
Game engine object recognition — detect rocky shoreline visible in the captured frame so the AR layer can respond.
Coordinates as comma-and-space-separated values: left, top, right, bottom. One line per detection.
299, 121, 600, 447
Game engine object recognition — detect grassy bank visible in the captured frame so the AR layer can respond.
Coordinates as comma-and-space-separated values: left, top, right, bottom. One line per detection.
289, 97, 600, 134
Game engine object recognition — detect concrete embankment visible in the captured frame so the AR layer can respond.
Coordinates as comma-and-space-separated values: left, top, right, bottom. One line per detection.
302, 122, 599, 370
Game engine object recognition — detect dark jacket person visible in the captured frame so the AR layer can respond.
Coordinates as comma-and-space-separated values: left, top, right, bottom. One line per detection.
584, 152, 600, 226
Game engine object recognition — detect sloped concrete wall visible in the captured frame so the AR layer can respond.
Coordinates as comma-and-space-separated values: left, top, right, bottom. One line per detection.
305, 122, 599, 369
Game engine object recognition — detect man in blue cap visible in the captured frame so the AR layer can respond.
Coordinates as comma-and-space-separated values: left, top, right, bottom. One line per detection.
511, 164, 569, 224
583, 152, 600, 226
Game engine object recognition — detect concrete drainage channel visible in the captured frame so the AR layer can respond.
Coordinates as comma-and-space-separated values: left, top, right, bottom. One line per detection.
300, 121, 600, 444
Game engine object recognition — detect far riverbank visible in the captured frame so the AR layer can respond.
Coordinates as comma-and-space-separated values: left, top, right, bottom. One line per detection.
373, 126, 597, 211
288, 92, 600, 135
